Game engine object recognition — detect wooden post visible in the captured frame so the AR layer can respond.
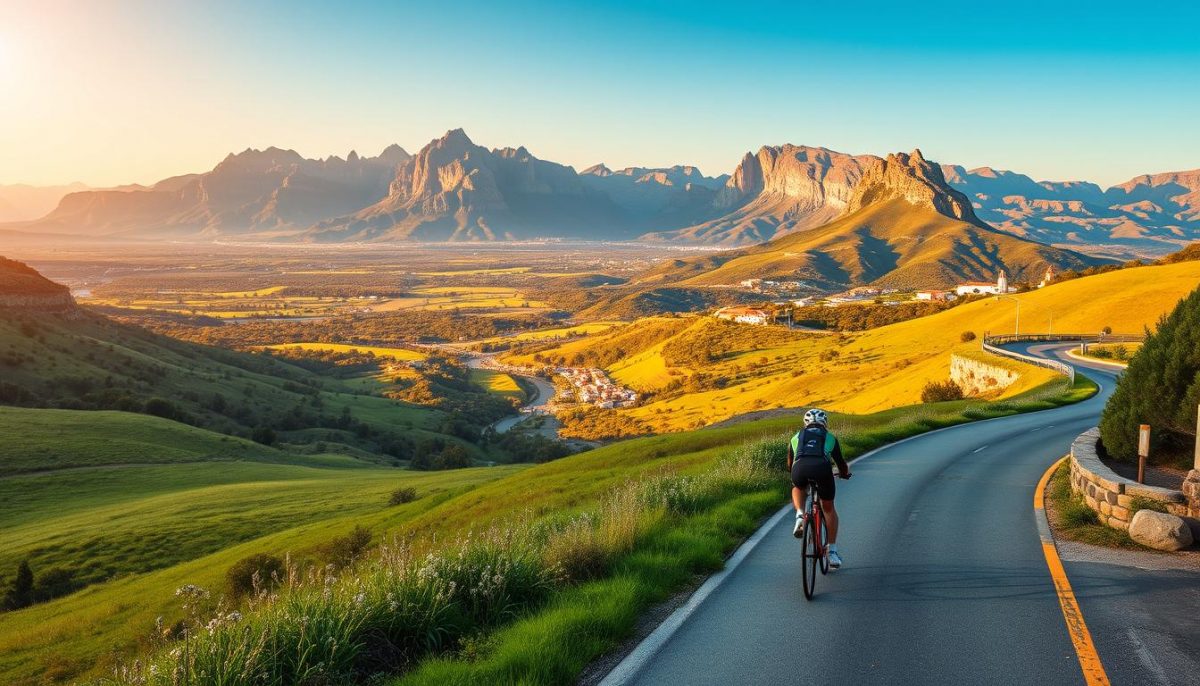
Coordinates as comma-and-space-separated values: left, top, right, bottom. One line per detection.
1138, 424, 1151, 484
1194, 405, 1200, 472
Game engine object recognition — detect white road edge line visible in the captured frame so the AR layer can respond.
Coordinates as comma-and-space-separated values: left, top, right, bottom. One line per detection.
598, 380, 1089, 686
600, 345, 1104, 686
973, 445, 989, 454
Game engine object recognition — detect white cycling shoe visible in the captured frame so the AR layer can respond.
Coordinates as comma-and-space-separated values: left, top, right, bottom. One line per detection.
792, 513, 806, 538
828, 548, 843, 569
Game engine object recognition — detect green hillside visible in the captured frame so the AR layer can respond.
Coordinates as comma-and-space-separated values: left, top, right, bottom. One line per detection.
640, 199, 1103, 290
0, 404, 523, 684
0, 308, 467, 462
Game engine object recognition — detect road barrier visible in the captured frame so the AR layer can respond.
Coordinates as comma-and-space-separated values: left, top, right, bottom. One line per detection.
980, 333, 1147, 385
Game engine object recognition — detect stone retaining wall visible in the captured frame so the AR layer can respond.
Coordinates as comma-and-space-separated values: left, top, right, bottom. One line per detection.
1069, 428, 1195, 530
949, 354, 1019, 396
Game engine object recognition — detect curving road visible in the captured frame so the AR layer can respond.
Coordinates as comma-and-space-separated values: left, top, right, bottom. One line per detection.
603, 344, 1200, 686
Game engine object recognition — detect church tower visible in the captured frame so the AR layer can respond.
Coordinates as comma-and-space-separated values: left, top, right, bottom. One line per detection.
997, 270, 1008, 293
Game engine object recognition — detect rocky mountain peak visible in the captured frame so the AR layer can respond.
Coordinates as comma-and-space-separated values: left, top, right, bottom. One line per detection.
582, 163, 614, 177
846, 149, 981, 224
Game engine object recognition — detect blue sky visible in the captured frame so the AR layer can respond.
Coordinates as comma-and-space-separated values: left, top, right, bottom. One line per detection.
2, 0, 1197, 186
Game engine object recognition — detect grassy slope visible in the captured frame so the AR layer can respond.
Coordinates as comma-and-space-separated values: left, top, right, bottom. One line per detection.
505, 260, 1200, 433
261, 342, 426, 361
0, 416, 523, 684
0, 311, 459, 455
640, 199, 1099, 289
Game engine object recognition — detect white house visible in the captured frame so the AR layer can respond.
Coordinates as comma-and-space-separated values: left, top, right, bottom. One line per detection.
915, 290, 956, 302
954, 270, 1014, 296
714, 306, 770, 326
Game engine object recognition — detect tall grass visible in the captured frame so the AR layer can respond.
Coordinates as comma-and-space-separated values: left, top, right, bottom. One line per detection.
102, 437, 785, 686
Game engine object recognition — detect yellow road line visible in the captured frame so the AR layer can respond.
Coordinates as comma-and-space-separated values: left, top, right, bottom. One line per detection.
1034, 457, 1111, 686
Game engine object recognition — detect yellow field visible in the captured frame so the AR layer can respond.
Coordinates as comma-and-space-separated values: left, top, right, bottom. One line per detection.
417, 267, 533, 276
504, 261, 1200, 433
206, 286, 288, 298
263, 343, 426, 361
469, 368, 526, 400
371, 287, 549, 313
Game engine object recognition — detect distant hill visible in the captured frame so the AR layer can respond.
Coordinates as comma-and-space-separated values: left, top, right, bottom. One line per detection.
0, 263, 477, 462
22, 146, 410, 238
0, 183, 88, 222
0, 256, 75, 310
639, 151, 1104, 291
942, 165, 1200, 258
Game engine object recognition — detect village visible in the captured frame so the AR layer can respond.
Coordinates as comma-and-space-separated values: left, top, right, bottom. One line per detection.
556, 367, 639, 408
717, 268, 1055, 326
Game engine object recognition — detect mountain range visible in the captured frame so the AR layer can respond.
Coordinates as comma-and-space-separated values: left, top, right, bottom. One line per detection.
7, 129, 1199, 258
637, 150, 1101, 291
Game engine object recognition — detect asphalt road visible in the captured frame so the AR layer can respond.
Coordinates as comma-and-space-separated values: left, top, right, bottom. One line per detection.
613, 344, 1199, 686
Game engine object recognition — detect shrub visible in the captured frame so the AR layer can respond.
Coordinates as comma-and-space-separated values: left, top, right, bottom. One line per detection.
251, 425, 277, 446
225, 553, 286, 599
960, 330, 977, 343
1100, 284, 1200, 464
921, 380, 964, 403
389, 487, 418, 506
1060, 499, 1099, 527
320, 526, 373, 570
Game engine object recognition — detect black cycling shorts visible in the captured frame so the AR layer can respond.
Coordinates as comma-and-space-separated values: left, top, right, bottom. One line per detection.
791, 459, 835, 501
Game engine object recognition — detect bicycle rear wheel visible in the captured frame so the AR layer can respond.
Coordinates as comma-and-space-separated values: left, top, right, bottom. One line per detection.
801, 509, 817, 600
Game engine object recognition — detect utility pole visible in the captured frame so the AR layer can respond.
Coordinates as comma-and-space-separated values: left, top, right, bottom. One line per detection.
996, 295, 1020, 335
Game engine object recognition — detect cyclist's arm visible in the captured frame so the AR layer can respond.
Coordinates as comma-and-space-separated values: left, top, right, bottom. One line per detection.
831, 440, 850, 477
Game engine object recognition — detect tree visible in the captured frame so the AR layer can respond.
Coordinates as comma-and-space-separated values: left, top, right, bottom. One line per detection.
2, 560, 34, 611
1100, 286, 1200, 463
960, 331, 977, 343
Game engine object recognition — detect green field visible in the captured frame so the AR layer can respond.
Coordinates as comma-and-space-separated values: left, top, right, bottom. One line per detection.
0, 407, 524, 684
469, 368, 526, 401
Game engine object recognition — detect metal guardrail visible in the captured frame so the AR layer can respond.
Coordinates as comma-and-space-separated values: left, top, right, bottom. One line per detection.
979, 333, 1147, 384
983, 333, 1145, 345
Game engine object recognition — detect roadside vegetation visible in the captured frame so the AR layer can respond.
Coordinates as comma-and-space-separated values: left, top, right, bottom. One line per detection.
12, 373, 1091, 686
1100, 282, 1200, 467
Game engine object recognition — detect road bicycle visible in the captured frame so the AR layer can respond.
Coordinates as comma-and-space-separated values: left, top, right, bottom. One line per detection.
799, 473, 849, 600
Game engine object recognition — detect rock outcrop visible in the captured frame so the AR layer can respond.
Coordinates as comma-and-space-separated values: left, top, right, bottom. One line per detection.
846, 150, 982, 225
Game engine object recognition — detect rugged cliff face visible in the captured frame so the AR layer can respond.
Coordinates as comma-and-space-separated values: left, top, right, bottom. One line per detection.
307, 129, 630, 241
642, 145, 874, 245
0, 257, 75, 311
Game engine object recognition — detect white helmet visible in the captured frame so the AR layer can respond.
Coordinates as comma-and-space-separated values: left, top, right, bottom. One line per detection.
804, 408, 828, 427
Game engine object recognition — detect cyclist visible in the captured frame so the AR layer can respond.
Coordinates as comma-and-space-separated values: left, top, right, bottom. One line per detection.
787, 408, 851, 568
